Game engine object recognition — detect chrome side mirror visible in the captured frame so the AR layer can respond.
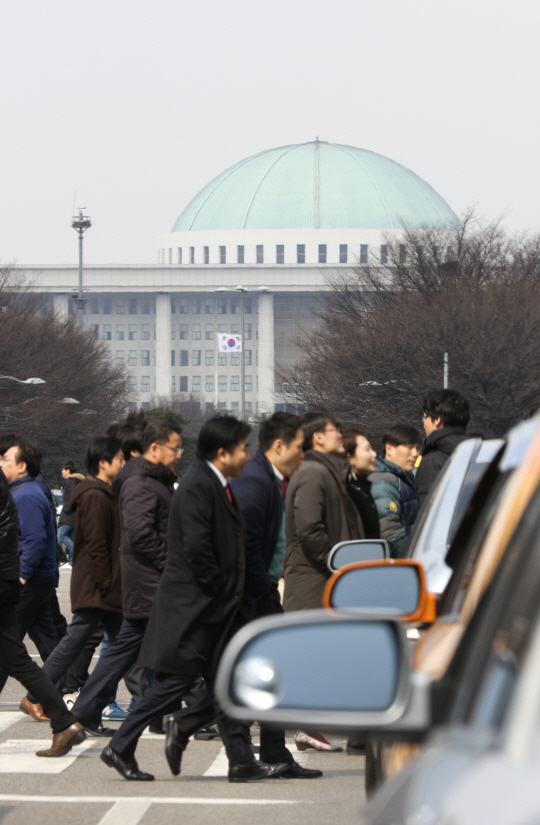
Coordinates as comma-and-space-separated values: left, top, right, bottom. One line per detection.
327, 539, 389, 572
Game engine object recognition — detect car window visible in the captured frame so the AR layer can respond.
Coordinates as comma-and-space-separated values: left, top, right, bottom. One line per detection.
448, 440, 504, 545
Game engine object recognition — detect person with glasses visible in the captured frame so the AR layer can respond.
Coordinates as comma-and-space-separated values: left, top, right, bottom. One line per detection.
71, 422, 182, 733
283, 412, 364, 752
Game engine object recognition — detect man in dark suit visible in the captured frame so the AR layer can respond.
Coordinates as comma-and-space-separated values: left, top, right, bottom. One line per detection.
102, 416, 289, 783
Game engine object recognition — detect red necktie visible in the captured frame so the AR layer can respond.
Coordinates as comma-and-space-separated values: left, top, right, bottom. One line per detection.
225, 484, 233, 502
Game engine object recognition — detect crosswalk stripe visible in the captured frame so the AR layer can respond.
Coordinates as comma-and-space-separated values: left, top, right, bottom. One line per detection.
204, 742, 308, 776
0, 794, 299, 805
0, 738, 93, 773
0, 712, 25, 733
97, 799, 152, 825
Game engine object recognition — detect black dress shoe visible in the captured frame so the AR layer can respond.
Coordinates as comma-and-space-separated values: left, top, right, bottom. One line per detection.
100, 745, 154, 781
77, 720, 116, 737
194, 724, 221, 740
164, 715, 187, 776
228, 759, 290, 783
279, 760, 323, 779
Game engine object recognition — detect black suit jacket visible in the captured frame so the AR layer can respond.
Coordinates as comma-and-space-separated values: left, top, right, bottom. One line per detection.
139, 459, 246, 679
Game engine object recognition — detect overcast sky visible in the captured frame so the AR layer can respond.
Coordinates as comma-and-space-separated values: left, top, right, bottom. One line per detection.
1, 0, 539, 265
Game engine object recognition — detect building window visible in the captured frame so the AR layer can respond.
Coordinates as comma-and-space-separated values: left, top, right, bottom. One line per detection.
168, 248, 172, 264
179, 324, 188, 340
276, 245, 284, 264
205, 350, 214, 366
192, 376, 201, 392
231, 353, 240, 366
180, 350, 188, 366
170, 298, 176, 314
245, 375, 252, 392
219, 246, 226, 264
231, 297, 239, 315
128, 324, 137, 340
205, 297, 214, 314
231, 375, 240, 392
171, 376, 176, 392
192, 350, 201, 366
256, 245, 264, 264
245, 401, 252, 416
360, 244, 368, 264
256, 323, 258, 340
103, 350, 111, 364
116, 325, 124, 340
128, 376, 137, 392
218, 324, 226, 333
244, 350, 252, 366
141, 350, 150, 366
171, 351, 176, 366
218, 375, 227, 392
142, 376, 150, 392
230, 401, 239, 416
90, 324, 99, 339
380, 245, 388, 264
237, 245, 244, 264
179, 297, 188, 315
192, 297, 201, 315
231, 323, 239, 335
180, 376, 188, 392
190, 247, 195, 264
141, 323, 150, 340
171, 325, 176, 341
205, 375, 214, 392
141, 298, 150, 314
90, 298, 99, 314
128, 350, 137, 366
205, 323, 214, 340
217, 402, 227, 411
318, 244, 327, 264
218, 297, 227, 314
203, 246, 209, 264
192, 323, 201, 340
399, 244, 407, 264
178, 248, 182, 264
245, 323, 252, 340
339, 244, 348, 263
116, 299, 125, 315
218, 353, 227, 366
128, 298, 137, 315
244, 297, 252, 314
297, 244, 305, 264
103, 298, 112, 315
116, 350, 124, 365
103, 324, 112, 340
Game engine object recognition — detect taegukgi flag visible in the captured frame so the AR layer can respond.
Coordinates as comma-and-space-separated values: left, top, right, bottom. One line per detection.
217, 333, 242, 352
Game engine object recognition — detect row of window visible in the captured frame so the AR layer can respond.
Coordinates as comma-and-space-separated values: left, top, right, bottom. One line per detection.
163, 244, 391, 265
127, 375, 256, 394
97, 324, 153, 341
172, 350, 254, 367
93, 322, 258, 342
171, 296, 258, 315
75, 297, 155, 316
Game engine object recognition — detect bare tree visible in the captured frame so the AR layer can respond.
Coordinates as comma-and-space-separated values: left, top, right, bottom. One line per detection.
280, 217, 540, 441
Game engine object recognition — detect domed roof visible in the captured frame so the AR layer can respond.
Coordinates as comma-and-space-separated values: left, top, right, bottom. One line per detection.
172, 141, 459, 232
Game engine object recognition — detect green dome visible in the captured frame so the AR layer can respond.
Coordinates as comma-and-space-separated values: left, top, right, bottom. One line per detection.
172, 141, 459, 232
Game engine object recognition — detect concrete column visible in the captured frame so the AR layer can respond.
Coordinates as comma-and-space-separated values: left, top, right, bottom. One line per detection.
155, 292, 171, 397
53, 293, 69, 318
257, 293, 275, 415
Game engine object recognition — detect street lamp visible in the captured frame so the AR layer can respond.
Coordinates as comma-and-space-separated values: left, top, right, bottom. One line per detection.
71, 207, 91, 331
0, 375, 46, 385
215, 286, 270, 420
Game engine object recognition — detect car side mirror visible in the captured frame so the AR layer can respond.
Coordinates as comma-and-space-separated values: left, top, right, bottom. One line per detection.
327, 539, 390, 572
216, 610, 431, 738
323, 560, 437, 623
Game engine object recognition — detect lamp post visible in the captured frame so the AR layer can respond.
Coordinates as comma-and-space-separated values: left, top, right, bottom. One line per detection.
0, 375, 46, 385
215, 286, 269, 420
71, 207, 91, 331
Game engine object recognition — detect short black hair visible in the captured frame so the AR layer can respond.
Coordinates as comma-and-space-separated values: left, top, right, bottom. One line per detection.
300, 412, 337, 452
63, 459, 77, 473
422, 389, 470, 429
85, 436, 122, 477
382, 424, 420, 456
108, 410, 148, 460
259, 412, 302, 452
0, 433, 17, 458
141, 422, 182, 455
13, 440, 41, 478
197, 416, 252, 461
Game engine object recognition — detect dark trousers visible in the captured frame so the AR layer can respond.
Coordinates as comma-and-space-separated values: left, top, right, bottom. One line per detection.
0, 582, 75, 733
110, 671, 252, 767
64, 625, 105, 694
27, 607, 123, 703
255, 582, 293, 765
0, 576, 60, 693
72, 617, 148, 725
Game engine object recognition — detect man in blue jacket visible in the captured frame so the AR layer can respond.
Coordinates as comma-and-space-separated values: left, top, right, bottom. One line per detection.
230, 412, 322, 779
0, 440, 59, 703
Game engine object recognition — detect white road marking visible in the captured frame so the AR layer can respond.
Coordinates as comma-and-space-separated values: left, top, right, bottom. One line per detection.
0, 738, 93, 773
97, 799, 152, 825
0, 794, 299, 805
0, 712, 25, 733
204, 742, 307, 776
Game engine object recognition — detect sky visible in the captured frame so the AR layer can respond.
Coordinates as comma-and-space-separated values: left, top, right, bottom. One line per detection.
1, 0, 539, 265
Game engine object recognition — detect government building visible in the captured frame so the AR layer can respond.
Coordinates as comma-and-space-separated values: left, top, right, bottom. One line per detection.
22, 140, 459, 415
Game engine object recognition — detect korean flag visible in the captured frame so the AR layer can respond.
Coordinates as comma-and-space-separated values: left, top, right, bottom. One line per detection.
217, 333, 243, 352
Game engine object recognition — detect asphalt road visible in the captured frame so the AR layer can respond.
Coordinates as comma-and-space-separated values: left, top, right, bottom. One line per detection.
0, 569, 367, 824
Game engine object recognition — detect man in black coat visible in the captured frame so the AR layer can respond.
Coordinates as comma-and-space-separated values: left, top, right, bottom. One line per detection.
102, 416, 289, 783
417, 389, 470, 509
71, 421, 181, 729
0, 466, 85, 756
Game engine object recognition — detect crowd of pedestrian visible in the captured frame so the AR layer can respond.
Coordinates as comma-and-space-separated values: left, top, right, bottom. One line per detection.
0, 388, 470, 780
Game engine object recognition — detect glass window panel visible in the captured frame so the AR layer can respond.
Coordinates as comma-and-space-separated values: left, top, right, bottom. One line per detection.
90, 298, 99, 314
180, 350, 189, 366
180, 376, 188, 392
205, 297, 214, 314
128, 376, 137, 391
218, 353, 227, 366
244, 350, 252, 366
190, 247, 195, 264
129, 324, 137, 340
171, 325, 175, 340
116, 350, 124, 365
318, 244, 327, 264
231, 375, 240, 392
192, 297, 201, 314
205, 323, 214, 340
142, 376, 150, 392
244, 297, 252, 314
205, 375, 214, 392
192, 323, 201, 340
179, 324, 188, 339
141, 324, 150, 340
256, 245, 264, 264
297, 244, 305, 264
192, 376, 201, 392
103, 298, 112, 315
103, 324, 112, 340
218, 297, 227, 315
231, 353, 240, 366
218, 375, 227, 392
192, 350, 201, 366
237, 245, 244, 264
220, 246, 226, 264
171, 351, 176, 366
205, 350, 214, 366
116, 299, 125, 314
231, 297, 240, 315
141, 350, 150, 366
128, 350, 137, 366
360, 244, 368, 264
245, 375, 252, 391
339, 244, 348, 264
245, 323, 252, 340
204, 246, 209, 264
276, 245, 284, 264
